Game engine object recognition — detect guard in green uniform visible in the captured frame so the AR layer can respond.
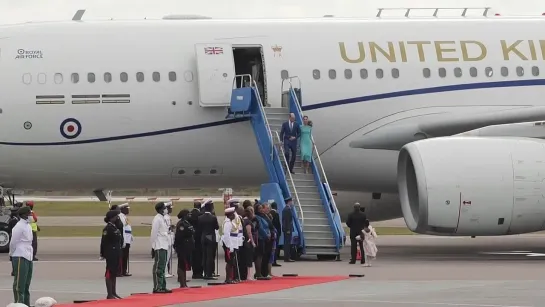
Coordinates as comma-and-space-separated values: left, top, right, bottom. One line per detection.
9, 206, 33, 306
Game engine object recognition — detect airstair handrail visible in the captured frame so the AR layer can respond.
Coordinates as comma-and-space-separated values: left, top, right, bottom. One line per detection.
376, 7, 491, 18
273, 130, 304, 226
233, 74, 274, 161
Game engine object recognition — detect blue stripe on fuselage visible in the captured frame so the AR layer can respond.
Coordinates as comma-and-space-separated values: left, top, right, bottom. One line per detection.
2, 79, 545, 146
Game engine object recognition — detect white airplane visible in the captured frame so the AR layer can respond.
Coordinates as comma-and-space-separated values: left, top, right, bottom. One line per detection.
2, 7, 545, 239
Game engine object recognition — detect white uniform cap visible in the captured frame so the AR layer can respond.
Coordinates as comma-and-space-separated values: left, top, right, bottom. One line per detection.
201, 199, 213, 208
227, 198, 240, 205
225, 207, 235, 214
119, 203, 130, 209
35, 297, 58, 307
165, 201, 173, 208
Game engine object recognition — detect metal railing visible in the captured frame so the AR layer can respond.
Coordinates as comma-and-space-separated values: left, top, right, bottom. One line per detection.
233, 74, 274, 161
376, 7, 492, 18
273, 130, 304, 226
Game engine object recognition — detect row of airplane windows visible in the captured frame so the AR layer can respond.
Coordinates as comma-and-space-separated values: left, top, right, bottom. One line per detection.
302, 66, 542, 80
21, 65, 543, 85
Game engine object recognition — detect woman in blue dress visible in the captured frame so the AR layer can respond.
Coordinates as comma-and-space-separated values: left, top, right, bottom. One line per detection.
300, 116, 313, 174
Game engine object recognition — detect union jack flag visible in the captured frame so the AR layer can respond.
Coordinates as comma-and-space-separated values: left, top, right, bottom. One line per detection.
204, 47, 223, 55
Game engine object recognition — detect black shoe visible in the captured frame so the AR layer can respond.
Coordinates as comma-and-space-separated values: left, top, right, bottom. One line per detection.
123, 273, 132, 277
153, 289, 172, 294
192, 275, 203, 279
272, 263, 282, 267
33, 258, 39, 261
349, 261, 356, 264
114, 294, 122, 299
106, 296, 117, 299
284, 259, 294, 263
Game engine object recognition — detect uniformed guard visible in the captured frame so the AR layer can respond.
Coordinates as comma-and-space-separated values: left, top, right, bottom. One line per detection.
221, 207, 237, 284
174, 209, 195, 288
109, 204, 125, 276
227, 199, 244, 282
164, 202, 175, 278
9, 206, 34, 306
100, 210, 123, 299
189, 201, 203, 279
150, 202, 172, 293
8, 206, 20, 277
118, 203, 133, 277
26, 201, 39, 261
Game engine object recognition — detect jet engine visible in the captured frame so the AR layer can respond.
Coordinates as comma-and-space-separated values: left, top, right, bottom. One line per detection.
397, 136, 545, 236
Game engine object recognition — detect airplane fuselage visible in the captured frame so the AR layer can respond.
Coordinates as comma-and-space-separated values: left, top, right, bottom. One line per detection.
1, 17, 545, 209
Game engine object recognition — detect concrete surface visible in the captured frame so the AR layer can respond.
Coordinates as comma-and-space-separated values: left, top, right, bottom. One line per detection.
4, 235, 545, 306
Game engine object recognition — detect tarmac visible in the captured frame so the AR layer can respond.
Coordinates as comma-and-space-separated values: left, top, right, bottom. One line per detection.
3, 235, 545, 306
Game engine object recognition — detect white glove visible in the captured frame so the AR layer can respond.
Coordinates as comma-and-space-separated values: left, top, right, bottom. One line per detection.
99, 257, 104, 260
229, 248, 234, 253
355, 235, 361, 241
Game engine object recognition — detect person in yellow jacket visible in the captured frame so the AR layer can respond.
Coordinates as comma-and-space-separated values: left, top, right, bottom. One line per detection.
26, 201, 39, 261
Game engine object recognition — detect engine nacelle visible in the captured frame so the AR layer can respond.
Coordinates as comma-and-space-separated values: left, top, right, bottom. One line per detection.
397, 136, 545, 236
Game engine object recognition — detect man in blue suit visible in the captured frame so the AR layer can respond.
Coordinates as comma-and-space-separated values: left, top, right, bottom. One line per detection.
280, 113, 301, 174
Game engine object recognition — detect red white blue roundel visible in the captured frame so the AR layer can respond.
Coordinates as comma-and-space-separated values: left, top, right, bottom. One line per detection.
60, 118, 82, 139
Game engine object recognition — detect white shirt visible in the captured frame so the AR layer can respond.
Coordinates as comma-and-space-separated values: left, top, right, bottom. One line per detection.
222, 218, 236, 252
9, 219, 33, 261
164, 213, 174, 243
150, 214, 170, 250
119, 213, 133, 246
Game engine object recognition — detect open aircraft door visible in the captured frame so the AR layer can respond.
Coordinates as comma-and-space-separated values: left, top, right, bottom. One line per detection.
194, 43, 235, 107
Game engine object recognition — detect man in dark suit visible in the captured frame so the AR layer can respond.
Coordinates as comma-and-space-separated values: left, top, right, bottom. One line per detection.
189, 201, 203, 279
270, 202, 282, 267
198, 200, 219, 280
280, 113, 301, 174
282, 197, 295, 262
346, 203, 367, 264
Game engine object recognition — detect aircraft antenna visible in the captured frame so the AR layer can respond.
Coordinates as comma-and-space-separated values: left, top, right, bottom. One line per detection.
72, 9, 86, 21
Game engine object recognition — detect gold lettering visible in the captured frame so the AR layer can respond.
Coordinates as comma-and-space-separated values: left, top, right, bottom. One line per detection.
501, 40, 528, 60
339, 42, 365, 63
434, 41, 459, 62
369, 42, 396, 62
398, 41, 407, 62
460, 41, 486, 61
529, 40, 537, 60
407, 41, 430, 62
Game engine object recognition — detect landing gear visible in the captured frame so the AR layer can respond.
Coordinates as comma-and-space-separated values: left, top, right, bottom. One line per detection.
0, 187, 23, 253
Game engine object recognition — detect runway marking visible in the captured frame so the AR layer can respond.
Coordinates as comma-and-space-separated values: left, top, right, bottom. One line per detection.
242, 297, 533, 307
0, 288, 103, 295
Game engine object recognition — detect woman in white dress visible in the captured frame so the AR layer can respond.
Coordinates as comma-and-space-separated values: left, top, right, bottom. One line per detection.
361, 219, 377, 267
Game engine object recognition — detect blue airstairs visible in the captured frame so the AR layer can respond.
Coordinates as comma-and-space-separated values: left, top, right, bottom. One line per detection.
228, 74, 345, 259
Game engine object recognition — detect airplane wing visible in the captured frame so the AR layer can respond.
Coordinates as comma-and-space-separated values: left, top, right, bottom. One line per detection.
349, 106, 545, 150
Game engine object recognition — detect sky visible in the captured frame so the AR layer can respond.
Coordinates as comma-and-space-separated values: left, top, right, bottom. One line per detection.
1, 0, 545, 24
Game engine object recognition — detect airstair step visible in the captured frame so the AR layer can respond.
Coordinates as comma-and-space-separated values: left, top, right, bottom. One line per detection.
288, 186, 318, 194
264, 107, 288, 114
303, 211, 328, 219
304, 246, 338, 255
303, 224, 332, 232
305, 237, 336, 245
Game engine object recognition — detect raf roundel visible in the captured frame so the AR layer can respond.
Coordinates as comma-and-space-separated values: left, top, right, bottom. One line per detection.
60, 118, 82, 139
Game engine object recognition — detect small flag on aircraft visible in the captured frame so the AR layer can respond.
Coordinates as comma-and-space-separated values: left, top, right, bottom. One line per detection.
204, 47, 223, 55
463, 200, 472, 206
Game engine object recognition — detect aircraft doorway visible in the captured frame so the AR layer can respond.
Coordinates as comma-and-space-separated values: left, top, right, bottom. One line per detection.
233, 46, 267, 106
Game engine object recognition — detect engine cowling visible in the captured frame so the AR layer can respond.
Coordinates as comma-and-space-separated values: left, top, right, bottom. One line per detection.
397, 136, 545, 236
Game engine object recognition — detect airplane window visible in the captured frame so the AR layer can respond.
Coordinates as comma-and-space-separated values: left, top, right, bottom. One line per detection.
329, 69, 337, 79
120, 72, 128, 83
136, 72, 145, 82
438, 68, 446, 78
153, 72, 161, 82
312, 69, 320, 80
104, 73, 112, 83
485, 67, 493, 77
184, 71, 193, 82
422, 68, 431, 78
360, 69, 368, 79
38, 73, 46, 84
454, 68, 462, 78
281, 70, 289, 80
22, 73, 32, 85
88, 73, 96, 83
54, 73, 63, 84
469, 67, 478, 77
516, 66, 524, 77
532, 66, 540, 76
71, 73, 79, 84
501, 67, 508, 77
169, 71, 177, 82
344, 69, 352, 79
376, 69, 384, 79
391, 68, 399, 79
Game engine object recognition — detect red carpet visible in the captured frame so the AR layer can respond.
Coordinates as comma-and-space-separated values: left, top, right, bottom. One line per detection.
58, 276, 348, 307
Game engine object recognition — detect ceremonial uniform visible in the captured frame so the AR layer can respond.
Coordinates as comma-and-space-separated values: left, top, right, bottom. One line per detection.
119, 203, 133, 277
26, 201, 39, 260
9, 206, 33, 306
164, 202, 175, 277
222, 208, 238, 284
189, 202, 203, 278
8, 208, 20, 277
174, 210, 194, 288
100, 210, 123, 299
109, 204, 125, 276
150, 202, 172, 293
